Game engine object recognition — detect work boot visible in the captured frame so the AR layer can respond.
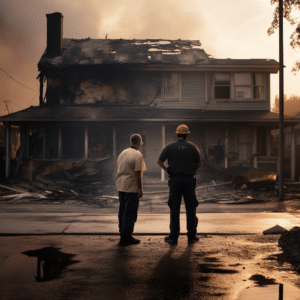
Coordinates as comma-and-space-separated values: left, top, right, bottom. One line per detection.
119, 236, 140, 246
164, 236, 178, 244
188, 236, 199, 243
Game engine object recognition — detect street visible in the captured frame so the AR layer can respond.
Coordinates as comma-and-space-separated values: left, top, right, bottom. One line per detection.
0, 199, 300, 299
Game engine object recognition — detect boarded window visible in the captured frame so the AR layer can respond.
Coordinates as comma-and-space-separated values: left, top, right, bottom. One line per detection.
61, 125, 84, 159
214, 73, 231, 99
181, 72, 205, 102
164, 73, 179, 99
88, 125, 113, 159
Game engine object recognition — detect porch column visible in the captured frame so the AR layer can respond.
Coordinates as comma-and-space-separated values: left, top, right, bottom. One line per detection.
266, 126, 271, 157
58, 125, 62, 159
161, 124, 166, 181
84, 125, 88, 159
5, 122, 11, 178
224, 124, 229, 169
291, 125, 295, 181
113, 125, 117, 159
252, 127, 258, 168
25, 125, 29, 159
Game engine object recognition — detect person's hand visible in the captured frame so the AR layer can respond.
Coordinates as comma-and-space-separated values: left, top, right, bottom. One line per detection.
138, 189, 143, 198
167, 167, 173, 177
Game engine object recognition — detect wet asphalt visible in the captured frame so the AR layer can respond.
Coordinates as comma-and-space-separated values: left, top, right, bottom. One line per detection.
0, 197, 300, 299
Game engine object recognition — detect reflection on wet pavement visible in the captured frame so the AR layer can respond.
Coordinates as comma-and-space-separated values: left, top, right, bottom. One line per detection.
1, 235, 300, 299
237, 282, 300, 300
0, 253, 36, 285
22, 247, 78, 282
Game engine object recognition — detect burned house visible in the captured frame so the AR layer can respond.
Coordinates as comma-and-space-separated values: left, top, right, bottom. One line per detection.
1, 12, 299, 181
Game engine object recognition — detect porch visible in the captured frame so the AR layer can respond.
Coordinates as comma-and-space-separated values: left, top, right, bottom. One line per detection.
1, 106, 299, 181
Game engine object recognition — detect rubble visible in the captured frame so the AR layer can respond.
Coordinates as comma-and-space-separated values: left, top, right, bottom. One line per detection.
1, 161, 300, 208
232, 169, 278, 190
278, 227, 300, 271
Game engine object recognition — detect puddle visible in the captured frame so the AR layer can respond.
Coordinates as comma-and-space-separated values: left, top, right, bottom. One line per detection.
0, 247, 78, 285
22, 247, 78, 282
236, 274, 300, 299
236, 283, 300, 300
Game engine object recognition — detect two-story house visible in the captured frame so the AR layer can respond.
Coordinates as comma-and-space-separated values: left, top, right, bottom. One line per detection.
1, 12, 299, 181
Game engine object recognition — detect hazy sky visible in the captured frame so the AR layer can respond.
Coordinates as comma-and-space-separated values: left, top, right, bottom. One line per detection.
0, 0, 299, 116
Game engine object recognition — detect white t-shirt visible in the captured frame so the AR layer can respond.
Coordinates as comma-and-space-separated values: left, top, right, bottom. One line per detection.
116, 147, 146, 193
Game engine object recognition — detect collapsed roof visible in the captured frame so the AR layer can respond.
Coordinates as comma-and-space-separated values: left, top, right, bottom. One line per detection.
38, 38, 279, 73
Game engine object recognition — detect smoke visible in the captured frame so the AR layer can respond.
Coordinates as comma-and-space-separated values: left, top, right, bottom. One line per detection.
98, 0, 204, 40
0, 0, 210, 116
0, 0, 100, 116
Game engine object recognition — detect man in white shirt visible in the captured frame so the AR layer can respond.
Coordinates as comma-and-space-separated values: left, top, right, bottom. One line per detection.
116, 134, 146, 245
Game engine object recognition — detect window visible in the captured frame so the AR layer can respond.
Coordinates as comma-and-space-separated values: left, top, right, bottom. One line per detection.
257, 127, 267, 156
46, 126, 59, 159
235, 73, 264, 100
214, 73, 231, 99
88, 125, 113, 159
163, 73, 179, 99
181, 72, 205, 102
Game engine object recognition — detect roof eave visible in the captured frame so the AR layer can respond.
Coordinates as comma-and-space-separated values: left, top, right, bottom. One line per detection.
37, 62, 280, 73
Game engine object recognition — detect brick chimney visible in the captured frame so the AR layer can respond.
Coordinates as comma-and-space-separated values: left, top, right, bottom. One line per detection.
46, 12, 63, 56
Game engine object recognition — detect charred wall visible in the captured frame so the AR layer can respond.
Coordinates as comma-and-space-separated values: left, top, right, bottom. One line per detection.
45, 68, 162, 106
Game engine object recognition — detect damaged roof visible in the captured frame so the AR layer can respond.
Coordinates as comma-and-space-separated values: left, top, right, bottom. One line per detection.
0, 106, 297, 126
39, 38, 210, 68
38, 38, 279, 72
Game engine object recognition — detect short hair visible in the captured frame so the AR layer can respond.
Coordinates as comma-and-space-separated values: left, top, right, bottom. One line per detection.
130, 134, 142, 145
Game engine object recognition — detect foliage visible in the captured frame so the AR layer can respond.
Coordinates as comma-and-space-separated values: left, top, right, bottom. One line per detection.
268, 0, 300, 72
272, 94, 300, 115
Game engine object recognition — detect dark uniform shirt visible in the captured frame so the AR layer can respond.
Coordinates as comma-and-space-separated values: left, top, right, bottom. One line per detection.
158, 138, 201, 175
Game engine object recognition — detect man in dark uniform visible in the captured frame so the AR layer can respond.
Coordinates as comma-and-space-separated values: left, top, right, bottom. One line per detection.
157, 124, 201, 244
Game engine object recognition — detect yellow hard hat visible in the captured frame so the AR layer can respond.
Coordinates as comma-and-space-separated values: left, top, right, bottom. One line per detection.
175, 124, 190, 134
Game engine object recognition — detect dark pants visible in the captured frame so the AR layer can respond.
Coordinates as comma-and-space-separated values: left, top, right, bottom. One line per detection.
118, 192, 139, 237
168, 176, 198, 240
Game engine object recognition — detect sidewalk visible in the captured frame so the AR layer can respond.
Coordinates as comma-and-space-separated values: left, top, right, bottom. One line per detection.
0, 203, 299, 235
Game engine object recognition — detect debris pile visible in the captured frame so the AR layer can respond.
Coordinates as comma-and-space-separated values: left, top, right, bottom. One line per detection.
0, 158, 118, 206
198, 163, 250, 183
232, 169, 277, 190
196, 181, 278, 205
1, 160, 300, 208
278, 227, 300, 271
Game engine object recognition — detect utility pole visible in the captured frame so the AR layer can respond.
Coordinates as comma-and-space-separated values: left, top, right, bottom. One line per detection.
279, 0, 284, 200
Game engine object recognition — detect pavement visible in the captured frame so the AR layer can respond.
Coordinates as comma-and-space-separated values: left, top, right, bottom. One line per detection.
1, 200, 300, 300
0, 203, 300, 236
